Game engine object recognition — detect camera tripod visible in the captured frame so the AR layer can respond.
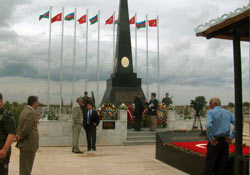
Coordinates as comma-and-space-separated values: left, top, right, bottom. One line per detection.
192, 112, 203, 130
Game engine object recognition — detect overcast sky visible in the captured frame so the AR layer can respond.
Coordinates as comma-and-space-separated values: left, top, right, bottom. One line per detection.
0, 0, 249, 105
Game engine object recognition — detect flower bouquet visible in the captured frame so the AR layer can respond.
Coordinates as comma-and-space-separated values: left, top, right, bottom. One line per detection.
98, 102, 118, 120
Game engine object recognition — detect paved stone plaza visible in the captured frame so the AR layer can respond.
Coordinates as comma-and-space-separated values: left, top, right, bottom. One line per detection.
9, 145, 187, 175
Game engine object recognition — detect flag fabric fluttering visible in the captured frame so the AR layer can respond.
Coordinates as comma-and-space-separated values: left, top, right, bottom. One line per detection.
39, 11, 49, 21
136, 20, 146, 29
129, 16, 135, 24
65, 12, 75, 21
105, 15, 114, 25
78, 14, 87, 24
51, 13, 62, 23
148, 19, 157, 27
89, 14, 98, 25
115, 19, 119, 24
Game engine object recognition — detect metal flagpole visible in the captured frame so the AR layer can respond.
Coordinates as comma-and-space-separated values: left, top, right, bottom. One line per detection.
97, 10, 100, 106
60, 7, 64, 117
47, 6, 52, 112
135, 13, 137, 73
157, 15, 160, 100
146, 14, 149, 100
113, 11, 115, 71
72, 8, 77, 105
85, 9, 89, 92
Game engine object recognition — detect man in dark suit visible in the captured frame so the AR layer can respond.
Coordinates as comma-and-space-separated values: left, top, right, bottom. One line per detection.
133, 92, 145, 131
83, 103, 99, 151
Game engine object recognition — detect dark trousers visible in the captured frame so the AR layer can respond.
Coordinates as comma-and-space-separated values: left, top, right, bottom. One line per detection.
0, 162, 8, 175
204, 138, 229, 175
85, 125, 96, 150
134, 114, 142, 131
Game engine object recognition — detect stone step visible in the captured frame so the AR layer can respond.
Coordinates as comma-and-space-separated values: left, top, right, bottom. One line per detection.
126, 136, 156, 142
124, 140, 156, 146
127, 132, 156, 137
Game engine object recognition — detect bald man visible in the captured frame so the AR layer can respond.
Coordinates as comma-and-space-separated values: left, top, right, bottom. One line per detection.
204, 97, 235, 175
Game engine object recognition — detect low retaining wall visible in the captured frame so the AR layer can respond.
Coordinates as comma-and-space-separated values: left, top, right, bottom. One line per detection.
39, 110, 127, 147
167, 111, 206, 131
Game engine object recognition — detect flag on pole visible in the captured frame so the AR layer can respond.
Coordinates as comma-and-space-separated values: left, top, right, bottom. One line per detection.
115, 19, 119, 24
129, 16, 135, 24
105, 15, 114, 25
78, 14, 87, 24
65, 12, 74, 21
89, 14, 98, 25
136, 20, 146, 29
39, 11, 49, 21
51, 13, 62, 23
148, 19, 157, 27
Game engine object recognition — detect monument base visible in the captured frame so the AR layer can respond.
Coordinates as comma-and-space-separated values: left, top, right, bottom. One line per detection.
101, 73, 144, 106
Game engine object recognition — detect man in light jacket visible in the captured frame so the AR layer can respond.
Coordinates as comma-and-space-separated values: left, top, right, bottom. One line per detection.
16, 96, 39, 175
72, 97, 83, 154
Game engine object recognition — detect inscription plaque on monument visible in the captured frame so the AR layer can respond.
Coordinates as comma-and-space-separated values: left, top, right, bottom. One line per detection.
103, 121, 116, 130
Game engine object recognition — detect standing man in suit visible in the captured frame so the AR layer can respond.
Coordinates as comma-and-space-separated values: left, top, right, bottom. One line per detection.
16, 96, 39, 175
0, 93, 16, 175
72, 97, 83, 154
147, 93, 159, 131
83, 103, 99, 151
133, 92, 144, 131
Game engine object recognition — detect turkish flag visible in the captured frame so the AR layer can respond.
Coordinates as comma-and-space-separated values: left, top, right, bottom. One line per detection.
105, 15, 114, 25
78, 14, 87, 24
148, 19, 157, 27
129, 16, 135, 24
51, 13, 62, 23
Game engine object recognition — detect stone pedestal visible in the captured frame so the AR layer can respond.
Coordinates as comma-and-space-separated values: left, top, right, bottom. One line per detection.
167, 110, 176, 131
39, 110, 128, 146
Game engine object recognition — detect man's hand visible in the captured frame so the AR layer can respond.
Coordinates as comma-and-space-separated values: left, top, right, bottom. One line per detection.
14, 135, 20, 142
211, 139, 218, 146
93, 123, 96, 126
0, 149, 7, 159
225, 137, 232, 144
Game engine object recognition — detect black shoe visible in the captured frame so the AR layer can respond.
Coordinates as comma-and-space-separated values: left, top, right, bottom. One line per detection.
87, 149, 91, 151
75, 151, 84, 154
92, 148, 96, 151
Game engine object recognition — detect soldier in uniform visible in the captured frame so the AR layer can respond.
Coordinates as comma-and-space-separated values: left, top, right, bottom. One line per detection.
162, 93, 173, 106
82, 91, 92, 114
0, 93, 16, 175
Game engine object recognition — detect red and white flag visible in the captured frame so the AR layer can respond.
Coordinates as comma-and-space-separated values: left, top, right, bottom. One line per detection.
148, 19, 157, 27
129, 16, 135, 24
51, 13, 62, 23
105, 15, 114, 25
78, 14, 87, 24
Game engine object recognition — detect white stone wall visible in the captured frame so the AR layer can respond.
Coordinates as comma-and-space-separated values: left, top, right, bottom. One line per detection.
38, 110, 128, 147
167, 110, 206, 131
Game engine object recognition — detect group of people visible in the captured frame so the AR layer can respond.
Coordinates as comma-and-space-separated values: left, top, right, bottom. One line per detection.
0, 89, 237, 175
133, 92, 173, 132
0, 94, 40, 175
71, 91, 99, 154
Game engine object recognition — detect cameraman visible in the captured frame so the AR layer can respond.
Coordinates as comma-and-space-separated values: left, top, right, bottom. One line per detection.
204, 97, 235, 175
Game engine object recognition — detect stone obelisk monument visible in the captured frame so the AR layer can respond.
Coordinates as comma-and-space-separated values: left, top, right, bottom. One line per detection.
101, 0, 144, 106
